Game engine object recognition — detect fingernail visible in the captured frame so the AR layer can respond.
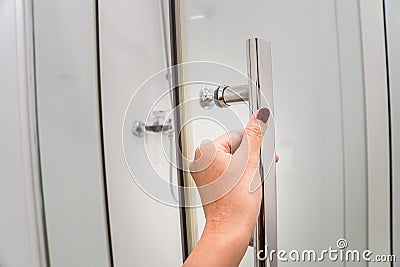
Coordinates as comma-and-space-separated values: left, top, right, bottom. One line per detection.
256, 108, 270, 123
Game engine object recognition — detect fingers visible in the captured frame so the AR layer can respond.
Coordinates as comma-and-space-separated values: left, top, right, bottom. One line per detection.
244, 108, 270, 159
191, 140, 217, 172
191, 108, 270, 173
213, 130, 244, 154
190, 130, 244, 173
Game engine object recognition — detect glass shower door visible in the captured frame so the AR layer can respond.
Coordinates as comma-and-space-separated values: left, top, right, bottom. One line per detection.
170, 38, 277, 266
170, 0, 369, 266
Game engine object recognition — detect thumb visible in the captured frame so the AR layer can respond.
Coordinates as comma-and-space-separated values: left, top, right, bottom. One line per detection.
244, 108, 270, 163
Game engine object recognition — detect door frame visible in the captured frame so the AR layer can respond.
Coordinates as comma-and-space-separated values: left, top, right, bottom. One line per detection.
359, 0, 392, 262
383, 0, 400, 263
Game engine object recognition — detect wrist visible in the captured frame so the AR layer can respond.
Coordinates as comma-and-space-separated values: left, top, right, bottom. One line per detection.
203, 220, 253, 248
183, 222, 252, 267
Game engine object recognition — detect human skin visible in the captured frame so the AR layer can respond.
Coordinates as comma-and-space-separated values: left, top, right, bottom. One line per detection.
183, 108, 275, 267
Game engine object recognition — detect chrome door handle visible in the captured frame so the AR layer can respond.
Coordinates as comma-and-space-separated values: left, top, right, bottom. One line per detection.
247, 38, 277, 267
198, 38, 277, 267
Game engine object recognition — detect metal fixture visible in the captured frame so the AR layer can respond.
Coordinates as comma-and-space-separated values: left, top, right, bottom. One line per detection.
247, 39, 276, 267
199, 84, 249, 109
132, 111, 173, 137
132, 110, 178, 202
132, 121, 146, 137
197, 39, 277, 267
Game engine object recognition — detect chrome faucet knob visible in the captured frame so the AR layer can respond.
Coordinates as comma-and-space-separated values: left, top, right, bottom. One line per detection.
199, 86, 215, 110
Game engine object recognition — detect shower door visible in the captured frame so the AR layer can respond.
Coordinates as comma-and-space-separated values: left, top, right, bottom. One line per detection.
168, 0, 382, 266
168, 38, 277, 266
98, 0, 391, 266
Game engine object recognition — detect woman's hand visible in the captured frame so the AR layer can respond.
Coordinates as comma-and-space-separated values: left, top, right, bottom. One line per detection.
183, 108, 272, 267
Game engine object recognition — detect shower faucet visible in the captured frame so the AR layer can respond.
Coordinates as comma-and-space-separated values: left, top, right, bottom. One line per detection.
199, 84, 249, 109
132, 110, 173, 137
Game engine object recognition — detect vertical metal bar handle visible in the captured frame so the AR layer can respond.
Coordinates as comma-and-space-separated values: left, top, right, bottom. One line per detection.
247, 38, 277, 267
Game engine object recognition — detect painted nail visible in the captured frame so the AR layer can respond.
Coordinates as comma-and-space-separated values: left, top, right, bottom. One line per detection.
256, 108, 270, 123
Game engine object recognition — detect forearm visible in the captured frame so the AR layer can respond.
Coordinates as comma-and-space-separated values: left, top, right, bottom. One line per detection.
183, 222, 252, 267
